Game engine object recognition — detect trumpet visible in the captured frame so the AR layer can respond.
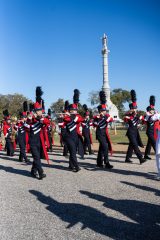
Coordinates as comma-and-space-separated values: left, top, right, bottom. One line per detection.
55, 113, 67, 115
55, 112, 75, 116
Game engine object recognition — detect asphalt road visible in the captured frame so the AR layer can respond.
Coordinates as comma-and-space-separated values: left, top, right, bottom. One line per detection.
0, 147, 159, 240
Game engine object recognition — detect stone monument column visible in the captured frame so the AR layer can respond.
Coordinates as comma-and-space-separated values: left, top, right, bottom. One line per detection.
101, 33, 119, 119
102, 34, 110, 101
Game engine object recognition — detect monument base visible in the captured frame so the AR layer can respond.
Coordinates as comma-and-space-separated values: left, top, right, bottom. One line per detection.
107, 100, 119, 119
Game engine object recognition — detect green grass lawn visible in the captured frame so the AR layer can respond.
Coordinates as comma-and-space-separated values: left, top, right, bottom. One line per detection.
109, 129, 148, 145
53, 129, 148, 145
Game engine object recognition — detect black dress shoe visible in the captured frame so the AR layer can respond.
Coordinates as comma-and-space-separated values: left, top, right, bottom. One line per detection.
89, 151, 94, 155
63, 153, 68, 156
31, 171, 38, 178
140, 158, 147, 164
96, 164, 104, 168
68, 166, 74, 170
105, 163, 113, 169
74, 167, 81, 172
125, 159, 132, 163
144, 156, 152, 160
25, 158, 30, 164
19, 156, 23, 162
39, 173, 46, 180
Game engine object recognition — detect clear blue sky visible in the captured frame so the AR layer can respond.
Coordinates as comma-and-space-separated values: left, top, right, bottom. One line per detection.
0, 0, 160, 111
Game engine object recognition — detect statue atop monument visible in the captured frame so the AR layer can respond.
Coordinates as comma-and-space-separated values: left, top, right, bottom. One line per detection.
101, 33, 119, 119
102, 33, 108, 54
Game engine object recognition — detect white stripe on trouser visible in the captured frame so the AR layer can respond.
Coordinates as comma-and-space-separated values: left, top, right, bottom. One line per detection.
156, 154, 160, 176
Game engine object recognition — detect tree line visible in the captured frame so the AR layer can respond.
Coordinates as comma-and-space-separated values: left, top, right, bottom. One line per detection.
0, 89, 145, 120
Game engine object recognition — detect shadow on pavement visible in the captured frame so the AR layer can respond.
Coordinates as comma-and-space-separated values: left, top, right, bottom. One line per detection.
84, 166, 155, 179
121, 181, 160, 196
0, 155, 22, 162
29, 190, 137, 240
29, 190, 160, 240
80, 190, 160, 240
42, 162, 71, 171
0, 164, 31, 177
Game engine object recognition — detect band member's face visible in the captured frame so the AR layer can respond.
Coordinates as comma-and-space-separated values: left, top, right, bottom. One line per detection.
27, 114, 32, 120
150, 110, 155, 115
70, 109, 77, 114
130, 109, 137, 114
36, 110, 42, 117
100, 110, 107, 115
7, 119, 11, 124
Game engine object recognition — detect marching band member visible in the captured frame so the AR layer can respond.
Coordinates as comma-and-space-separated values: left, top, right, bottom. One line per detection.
151, 112, 160, 180
27, 87, 50, 180
124, 90, 146, 164
74, 89, 84, 159
46, 109, 53, 152
58, 101, 69, 157
93, 91, 113, 168
81, 104, 94, 155
3, 110, 14, 156
15, 101, 29, 163
143, 96, 156, 159
59, 89, 83, 172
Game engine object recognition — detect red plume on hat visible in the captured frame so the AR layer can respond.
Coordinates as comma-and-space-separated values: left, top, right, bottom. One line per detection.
97, 91, 107, 112
34, 86, 43, 111
129, 90, 137, 110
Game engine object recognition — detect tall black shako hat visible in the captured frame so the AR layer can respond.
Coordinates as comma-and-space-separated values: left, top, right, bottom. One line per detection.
47, 109, 51, 119
34, 86, 43, 111
97, 91, 107, 112
42, 99, 45, 114
3, 109, 11, 120
22, 101, 28, 118
69, 89, 80, 111
63, 100, 70, 112
29, 103, 34, 114
146, 96, 155, 112
129, 90, 137, 110
83, 104, 90, 116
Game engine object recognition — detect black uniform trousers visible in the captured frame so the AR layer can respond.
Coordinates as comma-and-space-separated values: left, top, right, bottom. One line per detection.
30, 144, 43, 175
61, 129, 69, 156
18, 133, 27, 161
83, 129, 92, 154
144, 133, 156, 157
126, 135, 143, 160
6, 138, 14, 156
63, 143, 69, 156
63, 132, 79, 169
96, 129, 109, 166
77, 135, 84, 158
47, 132, 53, 152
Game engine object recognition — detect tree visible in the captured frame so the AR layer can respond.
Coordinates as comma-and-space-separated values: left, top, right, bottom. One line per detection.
110, 88, 130, 112
50, 98, 65, 114
88, 91, 99, 106
50, 99, 93, 119
0, 93, 31, 119
88, 88, 131, 117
